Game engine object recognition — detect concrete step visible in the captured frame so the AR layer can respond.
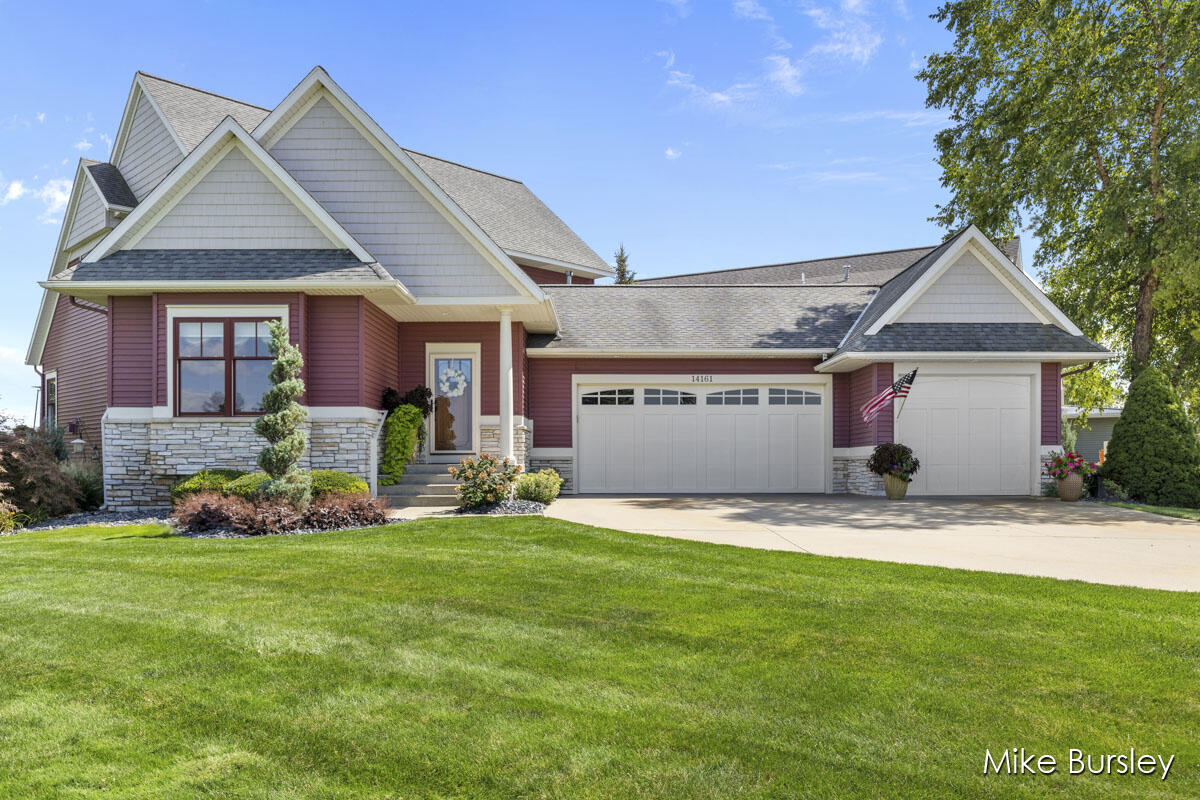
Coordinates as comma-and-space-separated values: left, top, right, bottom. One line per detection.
382, 483, 457, 498
401, 463, 456, 476
384, 494, 458, 508
396, 474, 457, 486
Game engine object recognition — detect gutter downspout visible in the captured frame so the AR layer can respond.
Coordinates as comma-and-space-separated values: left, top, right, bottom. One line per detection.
368, 409, 388, 498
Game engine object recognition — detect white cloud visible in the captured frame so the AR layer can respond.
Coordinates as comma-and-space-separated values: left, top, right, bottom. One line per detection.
809, 170, 885, 182
658, 0, 691, 17
665, 147, 682, 160
908, 51, 923, 71
805, 2, 882, 66
2, 180, 28, 204
831, 109, 945, 126
764, 55, 804, 95
73, 138, 93, 153
655, 49, 676, 69
733, 0, 771, 20
100, 132, 112, 148
35, 178, 72, 222
666, 68, 756, 109
35, 112, 45, 123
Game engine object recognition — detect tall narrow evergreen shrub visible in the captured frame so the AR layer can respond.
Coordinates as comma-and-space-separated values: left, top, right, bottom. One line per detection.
1102, 366, 1200, 508
253, 320, 312, 506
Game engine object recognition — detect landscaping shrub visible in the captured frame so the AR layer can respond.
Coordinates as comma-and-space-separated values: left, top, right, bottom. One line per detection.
0, 498, 20, 532
1102, 478, 1130, 501
401, 385, 433, 417
62, 461, 104, 511
225, 472, 271, 500
30, 424, 69, 462
381, 387, 403, 414
0, 425, 81, 521
174, 490, 387, 535
866, 443, 921, 481
515, 469, 563, 504
253, 320, 311, 507
448, 453, 522, 509
380, 404, 423, 485
1101, 366, 1200, 507
171, 468, 247, 500
310, 469, 369, 497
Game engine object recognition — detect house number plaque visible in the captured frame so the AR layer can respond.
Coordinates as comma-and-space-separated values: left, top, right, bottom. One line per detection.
691, 375, 714, 383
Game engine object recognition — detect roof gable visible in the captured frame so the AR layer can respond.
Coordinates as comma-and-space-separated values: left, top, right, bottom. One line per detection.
113, 84, 186, 201
85, 117, 376, 264
894, 249, 1041, 324
254, 67, 544, 302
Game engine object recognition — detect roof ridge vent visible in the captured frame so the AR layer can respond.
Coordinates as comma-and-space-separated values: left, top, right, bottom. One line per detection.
843, 265, 850, 281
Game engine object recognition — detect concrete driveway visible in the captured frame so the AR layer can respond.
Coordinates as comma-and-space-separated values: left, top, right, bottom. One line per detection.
544, 495, 1200, 592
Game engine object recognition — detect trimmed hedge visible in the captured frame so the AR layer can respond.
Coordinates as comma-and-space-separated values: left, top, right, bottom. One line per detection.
225, 472, 272, 500
380, 404, 423, 485
310, 469, 369, 497
1101, 366, 1200, 508
171, 469, 248, 500
515, 469, 563, 505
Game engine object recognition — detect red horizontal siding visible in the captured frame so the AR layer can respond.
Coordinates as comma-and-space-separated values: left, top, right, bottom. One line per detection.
305, 295, 362, 406
527, 357, 819, 448
520, 265, 595, 285
362, 299, 399, 409
109, 296, 154, 406
1042, 362, 1062, 446
41, 295, 108, 445
153, 292, 302, 407
399, 321, 525, 417
848, 363, 893, 448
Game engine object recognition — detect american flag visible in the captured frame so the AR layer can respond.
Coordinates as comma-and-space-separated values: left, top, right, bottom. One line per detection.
860, 368, 918, 425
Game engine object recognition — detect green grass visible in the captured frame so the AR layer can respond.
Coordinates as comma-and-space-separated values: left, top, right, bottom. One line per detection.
2, 519, 1198, 799
1100, 500, 1200, 522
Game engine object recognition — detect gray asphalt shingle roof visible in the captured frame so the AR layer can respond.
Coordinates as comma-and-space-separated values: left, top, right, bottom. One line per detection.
530, 285, 876, 351
839, 323, 1108, 354
138, 73, 271, 151
49, 249, 390, 283
636, 238, 1020, 287
405, 150, 612, 274
85, 162, 138, 208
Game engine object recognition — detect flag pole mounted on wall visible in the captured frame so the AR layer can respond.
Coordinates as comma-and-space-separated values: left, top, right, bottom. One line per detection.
860, 368, 918, 426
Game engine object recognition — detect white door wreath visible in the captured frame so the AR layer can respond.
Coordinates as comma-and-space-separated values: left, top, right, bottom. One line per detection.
438, 366, 469, 398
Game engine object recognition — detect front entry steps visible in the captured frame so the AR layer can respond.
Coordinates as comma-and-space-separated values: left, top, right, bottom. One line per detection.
380, 464, 459, 507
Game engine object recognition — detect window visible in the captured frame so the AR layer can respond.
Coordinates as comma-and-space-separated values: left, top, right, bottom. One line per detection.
175, 318, 277, 416
644, 388, 697, 406
581, 388, 634, 406
768, 387, 822, 406
44, 373, 57, 430
706, 388, 759, 406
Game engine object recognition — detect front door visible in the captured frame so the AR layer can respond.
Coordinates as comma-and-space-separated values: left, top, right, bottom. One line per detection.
427, 347, 480, 460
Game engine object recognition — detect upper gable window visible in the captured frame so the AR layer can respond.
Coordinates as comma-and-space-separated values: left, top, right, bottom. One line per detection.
581, 388, 634, 406
176, 318, 277, 416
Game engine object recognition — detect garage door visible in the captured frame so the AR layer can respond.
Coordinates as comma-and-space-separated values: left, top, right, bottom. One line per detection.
895, 374, 1033, 495
577, 383, 827, 493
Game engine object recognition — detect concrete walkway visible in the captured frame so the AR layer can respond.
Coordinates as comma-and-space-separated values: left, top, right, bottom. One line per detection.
543, 495, 1200, 592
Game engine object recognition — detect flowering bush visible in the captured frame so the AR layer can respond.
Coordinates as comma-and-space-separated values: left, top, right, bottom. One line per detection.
448, 453, 522, 509
1046, 450, 1098, 480
866, 443, 921, 482
515, 469, 563, 504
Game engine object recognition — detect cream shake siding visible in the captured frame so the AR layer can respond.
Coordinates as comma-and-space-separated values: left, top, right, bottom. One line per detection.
131, 146, 338, 250
268, 96, 514, 297
117, 93, 184, 201
65, 180, 108, 249
896, 251, 1040, 324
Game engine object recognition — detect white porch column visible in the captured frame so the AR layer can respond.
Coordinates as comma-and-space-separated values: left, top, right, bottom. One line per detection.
498, 308, 514, 461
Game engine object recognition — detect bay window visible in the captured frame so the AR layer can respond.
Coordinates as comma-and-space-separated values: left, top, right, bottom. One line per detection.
175, 318, 278, 416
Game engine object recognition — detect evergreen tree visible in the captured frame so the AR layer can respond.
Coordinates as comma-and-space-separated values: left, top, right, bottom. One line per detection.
613, 244, 636, 284
254, 320, 312, 506
1102, 366, 1200, 508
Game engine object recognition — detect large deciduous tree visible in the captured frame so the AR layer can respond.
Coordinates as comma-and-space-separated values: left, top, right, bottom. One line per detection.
919, 0, 1200, 396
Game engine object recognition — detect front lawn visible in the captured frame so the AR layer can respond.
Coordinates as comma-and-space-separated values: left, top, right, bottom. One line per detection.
1099, 500, 1200, 522
2, 519, 1198, 798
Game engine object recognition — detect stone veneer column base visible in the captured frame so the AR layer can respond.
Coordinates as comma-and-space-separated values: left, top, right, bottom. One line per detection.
527, 457, 574, 492
832, 451, 884, 496
479, 423, 530, 468
103, 415, 379, 512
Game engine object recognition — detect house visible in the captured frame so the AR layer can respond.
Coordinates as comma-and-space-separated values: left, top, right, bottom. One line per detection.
1063, 406, 1123, 463
26, 67, 1113, 510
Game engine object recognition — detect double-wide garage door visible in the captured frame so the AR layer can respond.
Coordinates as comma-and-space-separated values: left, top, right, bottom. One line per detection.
578, 383, 827, 493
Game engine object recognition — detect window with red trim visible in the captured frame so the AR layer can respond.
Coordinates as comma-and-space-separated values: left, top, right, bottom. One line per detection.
175, 318, 278, 416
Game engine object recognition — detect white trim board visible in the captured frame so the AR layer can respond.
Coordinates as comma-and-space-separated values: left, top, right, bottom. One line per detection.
527, 348, 831, 359
253, 67, 545, 303
816, 350, 1115, 372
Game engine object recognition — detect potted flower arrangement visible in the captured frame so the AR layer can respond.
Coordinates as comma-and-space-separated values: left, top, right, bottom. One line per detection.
866, 443, 921, 500
1046, 451, 1097, 502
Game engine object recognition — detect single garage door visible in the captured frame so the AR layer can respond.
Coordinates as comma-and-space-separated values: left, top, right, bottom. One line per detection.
577, 383, 827, 493
895, 373, 1033, 495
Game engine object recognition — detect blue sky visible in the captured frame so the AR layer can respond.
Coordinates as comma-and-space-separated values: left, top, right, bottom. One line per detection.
0, 0, 963, 421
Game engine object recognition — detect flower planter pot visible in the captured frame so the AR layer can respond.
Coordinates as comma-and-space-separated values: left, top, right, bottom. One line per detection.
1057, 473, 1084, 502
883, 473, 909, 500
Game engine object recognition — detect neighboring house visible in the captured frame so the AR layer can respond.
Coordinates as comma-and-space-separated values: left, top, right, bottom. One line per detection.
27, 67, 1114, 510
1063, 406, 1123, 463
